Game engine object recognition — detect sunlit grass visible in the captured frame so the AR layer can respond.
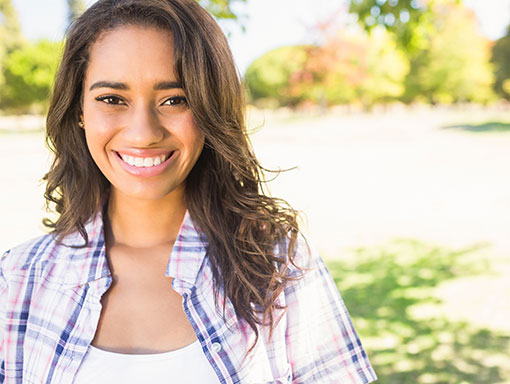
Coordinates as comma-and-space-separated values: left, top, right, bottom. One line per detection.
326, 240, 510, 384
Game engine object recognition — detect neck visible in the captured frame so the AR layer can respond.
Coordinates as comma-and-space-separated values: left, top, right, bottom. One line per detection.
105, 186, 187, 249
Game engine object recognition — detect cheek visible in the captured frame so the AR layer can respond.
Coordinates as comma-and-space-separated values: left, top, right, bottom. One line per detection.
83, 125, 111, 169
82, 109, 116, 153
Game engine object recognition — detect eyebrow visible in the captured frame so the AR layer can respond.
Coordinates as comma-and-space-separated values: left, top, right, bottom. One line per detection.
89, 81, 183, 91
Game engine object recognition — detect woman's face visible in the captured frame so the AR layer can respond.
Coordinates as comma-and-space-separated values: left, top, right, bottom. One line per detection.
82, 25, 204, 202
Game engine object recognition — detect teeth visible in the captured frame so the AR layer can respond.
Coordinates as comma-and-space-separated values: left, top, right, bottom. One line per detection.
119, 153, 168, 168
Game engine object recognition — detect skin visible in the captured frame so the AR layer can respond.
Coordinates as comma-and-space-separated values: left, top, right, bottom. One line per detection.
81, 25, 204, 353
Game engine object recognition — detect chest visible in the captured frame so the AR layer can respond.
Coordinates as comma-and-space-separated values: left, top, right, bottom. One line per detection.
2, 255, 292, 384
90, 247, 197, 353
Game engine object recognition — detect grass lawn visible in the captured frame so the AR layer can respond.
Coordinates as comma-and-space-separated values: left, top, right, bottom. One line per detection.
326, 240, 510, 384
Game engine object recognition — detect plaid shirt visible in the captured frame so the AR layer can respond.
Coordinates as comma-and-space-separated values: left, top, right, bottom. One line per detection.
0, 211, 376, 383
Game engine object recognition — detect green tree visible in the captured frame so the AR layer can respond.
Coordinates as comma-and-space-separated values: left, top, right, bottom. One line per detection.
1, 40, 62, 112
0, 0, 22, 96
357, 28, 409, 106
244, 46, 309, 107
491, 28, 510, 100
245, 27, 409, 108
290, 28, 408, 107
404, 4, 494, 103
67, 0, 86, 25
349, 0, 461, 53
288, 37, 364, 106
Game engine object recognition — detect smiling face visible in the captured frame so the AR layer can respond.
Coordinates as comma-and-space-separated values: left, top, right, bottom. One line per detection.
82, 25, 204, 203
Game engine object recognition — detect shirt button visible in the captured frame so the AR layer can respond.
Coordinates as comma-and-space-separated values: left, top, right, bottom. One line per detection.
211, 342, 222, 353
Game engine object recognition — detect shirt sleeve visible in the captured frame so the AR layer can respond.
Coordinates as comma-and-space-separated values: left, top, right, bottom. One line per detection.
283, 236, 377, 383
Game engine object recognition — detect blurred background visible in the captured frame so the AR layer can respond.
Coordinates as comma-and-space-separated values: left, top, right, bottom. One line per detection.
1, 0, 509, 382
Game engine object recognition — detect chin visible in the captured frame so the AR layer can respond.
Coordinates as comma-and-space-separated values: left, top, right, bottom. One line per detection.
111, 181, 184, 202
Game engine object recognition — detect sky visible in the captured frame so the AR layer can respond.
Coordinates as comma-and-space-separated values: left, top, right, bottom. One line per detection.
11, 0, 510, 74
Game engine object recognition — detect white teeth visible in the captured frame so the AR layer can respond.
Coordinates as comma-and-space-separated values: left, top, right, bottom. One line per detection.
119, 153, 168, 168
127, 156, 136, 166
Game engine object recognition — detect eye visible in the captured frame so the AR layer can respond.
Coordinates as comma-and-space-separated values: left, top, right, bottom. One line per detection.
95, 95, 125, 105
162, 96, 188, 107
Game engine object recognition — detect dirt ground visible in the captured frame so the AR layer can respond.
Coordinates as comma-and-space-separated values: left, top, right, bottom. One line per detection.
1, 106, 509, 333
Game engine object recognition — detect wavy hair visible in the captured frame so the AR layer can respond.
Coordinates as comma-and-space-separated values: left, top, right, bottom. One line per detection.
43, 0, 303, 355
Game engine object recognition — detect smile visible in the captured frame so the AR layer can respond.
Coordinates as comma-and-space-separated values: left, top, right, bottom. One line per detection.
118, 152, 173, 168
114, 150, 177, 177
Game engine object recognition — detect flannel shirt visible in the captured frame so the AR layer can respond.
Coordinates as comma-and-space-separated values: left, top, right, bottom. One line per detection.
0, 210, 376, 383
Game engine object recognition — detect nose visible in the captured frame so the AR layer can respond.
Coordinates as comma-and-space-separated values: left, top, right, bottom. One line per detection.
122, 102, 165, 146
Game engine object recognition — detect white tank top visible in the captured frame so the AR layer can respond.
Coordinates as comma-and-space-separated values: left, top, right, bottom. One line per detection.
73, 339, 220, 383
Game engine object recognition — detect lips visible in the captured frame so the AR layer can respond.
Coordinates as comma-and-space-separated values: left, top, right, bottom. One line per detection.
114, 150, 177, 177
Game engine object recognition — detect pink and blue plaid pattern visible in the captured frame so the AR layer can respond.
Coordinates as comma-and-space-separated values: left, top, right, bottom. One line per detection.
0, 211, 376, 383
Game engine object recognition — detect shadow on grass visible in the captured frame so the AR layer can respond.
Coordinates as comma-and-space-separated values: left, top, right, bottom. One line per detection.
326, 239, 510, 384
442, 121, 510, 133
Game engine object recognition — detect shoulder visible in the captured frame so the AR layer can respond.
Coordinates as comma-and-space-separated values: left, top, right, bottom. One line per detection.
1, 228, 97, 287
275, 231, 335, 300
276, 231, 320, 277
279, 231, 334, 295
1, 232, 59, 274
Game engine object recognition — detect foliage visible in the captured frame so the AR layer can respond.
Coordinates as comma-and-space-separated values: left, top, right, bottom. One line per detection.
0, 0, 22, 93
244, 46, 310, 107
349, 0, 461, 54
357, 28, 409, 106
288, 36, 365, 106
403, 4, 494, 104
491, 29, 510, 100
244, 28, 409, 108
0, 40, 62, 113
296, 28, 409, 107
326, 240, 510, 383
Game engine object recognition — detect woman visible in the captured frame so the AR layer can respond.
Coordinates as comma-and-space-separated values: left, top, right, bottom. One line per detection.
0, 0, 376, 382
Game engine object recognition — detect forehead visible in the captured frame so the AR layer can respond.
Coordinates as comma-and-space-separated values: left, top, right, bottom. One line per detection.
85, 25, 176, 84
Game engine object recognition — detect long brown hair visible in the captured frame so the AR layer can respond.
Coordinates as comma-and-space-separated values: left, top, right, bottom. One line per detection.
44, 0, 303, 355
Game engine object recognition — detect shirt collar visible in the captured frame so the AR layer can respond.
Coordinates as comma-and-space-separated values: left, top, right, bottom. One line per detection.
70, 209, 208, 288
165, 210, 208, 287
